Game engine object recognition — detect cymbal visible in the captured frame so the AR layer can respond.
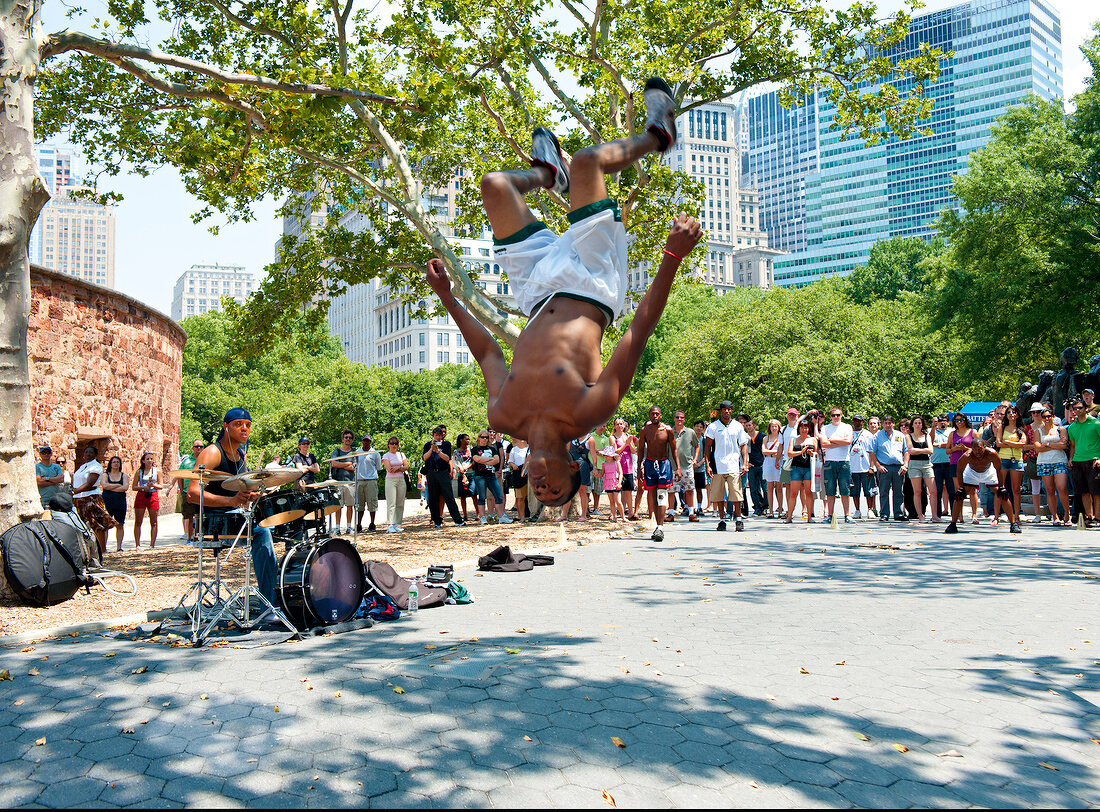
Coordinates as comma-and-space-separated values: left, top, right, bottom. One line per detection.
222, 468, 304, 493
331, 448, 379, 459
167, 467, 230, 481
304, 479, 344, 489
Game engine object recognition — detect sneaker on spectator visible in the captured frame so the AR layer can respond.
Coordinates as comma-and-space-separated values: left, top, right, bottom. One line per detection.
717, 520, 726, 532
499, 514, 513, 524
853, 510, 862, 520
734, 519, 744, 532
652, 527, 664, 542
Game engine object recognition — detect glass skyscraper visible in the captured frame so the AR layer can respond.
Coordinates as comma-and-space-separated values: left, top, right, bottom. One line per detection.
748, 0, 1063, 286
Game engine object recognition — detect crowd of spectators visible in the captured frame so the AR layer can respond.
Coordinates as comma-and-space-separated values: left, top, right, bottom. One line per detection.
36, 387, 1100, 552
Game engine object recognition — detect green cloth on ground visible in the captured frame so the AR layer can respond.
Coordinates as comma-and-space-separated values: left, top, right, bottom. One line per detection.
447, 581, 474, 604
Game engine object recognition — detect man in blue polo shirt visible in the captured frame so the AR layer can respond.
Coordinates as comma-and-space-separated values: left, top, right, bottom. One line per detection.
869, 415, 910, 522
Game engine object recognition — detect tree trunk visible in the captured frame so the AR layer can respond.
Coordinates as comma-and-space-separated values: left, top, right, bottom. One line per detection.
0, 0, 50, 575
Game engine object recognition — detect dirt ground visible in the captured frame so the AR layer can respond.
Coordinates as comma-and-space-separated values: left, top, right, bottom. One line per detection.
0, 512, 644, 637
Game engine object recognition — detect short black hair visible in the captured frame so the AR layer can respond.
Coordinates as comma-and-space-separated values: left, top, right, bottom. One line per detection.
736, 413, 751, 423
542, 468, 582, 508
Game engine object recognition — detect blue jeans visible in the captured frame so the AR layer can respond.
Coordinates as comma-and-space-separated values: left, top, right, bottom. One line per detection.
850, 471, 875, 499
876, 465, 904, 519
251, 526, 278, 605
747, 467, 765, 513
472, 474, 504, 506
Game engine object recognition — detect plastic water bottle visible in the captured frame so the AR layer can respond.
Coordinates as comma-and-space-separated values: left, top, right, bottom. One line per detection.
408, 580, 419, 613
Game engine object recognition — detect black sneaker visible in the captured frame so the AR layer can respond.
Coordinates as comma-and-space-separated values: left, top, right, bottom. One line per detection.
717, 520, 726, 532
894, 516, 909, 522
368, 523, 376, 532
531, 127, 570, 194
652, 527, 664, 542
735, 519, 744, 532
644, 77, 677, 152
944, 522, 958, 534
1010, 522, 1021, 534
880, 516, 890, 523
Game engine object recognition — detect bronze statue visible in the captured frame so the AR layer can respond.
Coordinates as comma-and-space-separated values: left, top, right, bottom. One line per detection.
1051, 347, 1083, 419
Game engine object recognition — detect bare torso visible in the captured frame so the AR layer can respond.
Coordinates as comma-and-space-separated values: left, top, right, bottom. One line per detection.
487, 298, 606, 439
962, 447, 998, 473
641, 421, 675, 461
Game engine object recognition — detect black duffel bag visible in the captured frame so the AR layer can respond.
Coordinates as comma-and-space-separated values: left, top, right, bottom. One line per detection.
1, 519, 95, 606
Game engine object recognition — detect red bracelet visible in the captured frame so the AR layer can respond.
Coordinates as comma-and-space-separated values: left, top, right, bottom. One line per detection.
663, 249, 682, 261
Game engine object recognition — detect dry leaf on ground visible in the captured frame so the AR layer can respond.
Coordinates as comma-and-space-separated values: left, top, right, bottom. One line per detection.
393, 686, 406, 694
601, 790, 617, 807
892, 744, 910, 753
855, 732, 871, 742
610, 736, 626, 748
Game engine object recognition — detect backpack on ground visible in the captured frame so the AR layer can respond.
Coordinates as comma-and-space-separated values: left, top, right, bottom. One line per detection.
1, 519, 96, 606
363, 560, 447, 610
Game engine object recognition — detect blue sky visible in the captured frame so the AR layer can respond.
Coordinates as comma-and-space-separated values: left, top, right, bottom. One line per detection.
38, 0, 1098, 316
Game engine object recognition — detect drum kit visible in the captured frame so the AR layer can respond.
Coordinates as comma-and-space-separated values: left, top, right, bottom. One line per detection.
156, 464, 367, 646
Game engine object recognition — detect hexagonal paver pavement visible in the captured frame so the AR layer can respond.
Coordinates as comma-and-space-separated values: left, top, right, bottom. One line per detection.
3, 517, 1099, 806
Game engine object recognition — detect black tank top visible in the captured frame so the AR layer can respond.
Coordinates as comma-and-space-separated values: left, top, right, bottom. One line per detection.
201, 442, 245, 499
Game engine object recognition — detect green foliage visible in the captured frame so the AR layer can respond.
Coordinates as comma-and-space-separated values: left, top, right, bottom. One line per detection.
615, 279, 996, 427
34, 0, 943, 355
926, 27, 1100, 376
180, 311, 488, 473
845, 235, 943, 305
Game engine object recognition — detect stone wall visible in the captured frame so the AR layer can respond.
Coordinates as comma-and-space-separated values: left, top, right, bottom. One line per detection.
27, 265, 186, 517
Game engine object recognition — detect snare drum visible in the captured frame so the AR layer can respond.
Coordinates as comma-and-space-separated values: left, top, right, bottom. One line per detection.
199, 510, 247, 546
277, 538, 365, 629
254, 491, 308, 529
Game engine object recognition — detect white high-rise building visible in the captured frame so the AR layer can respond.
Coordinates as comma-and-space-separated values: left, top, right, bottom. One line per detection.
171, 263, 257, 321
37, 185, 116, 288
32, 146, 118, 288
650, 100, 786, 291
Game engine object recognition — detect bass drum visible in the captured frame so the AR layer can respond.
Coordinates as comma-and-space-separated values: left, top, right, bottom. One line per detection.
278, 538, 365, 629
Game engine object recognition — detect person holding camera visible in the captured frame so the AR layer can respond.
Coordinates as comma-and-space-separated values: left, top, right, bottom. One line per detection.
421, 426, 466, 528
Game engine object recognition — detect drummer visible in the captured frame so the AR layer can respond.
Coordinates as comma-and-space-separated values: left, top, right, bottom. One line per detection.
188, 408, 279, 605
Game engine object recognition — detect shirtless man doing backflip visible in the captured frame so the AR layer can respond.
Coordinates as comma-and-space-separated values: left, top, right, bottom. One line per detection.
637, 405, 679, 542
425, 78, 702, 509
944, 439, 1018, 534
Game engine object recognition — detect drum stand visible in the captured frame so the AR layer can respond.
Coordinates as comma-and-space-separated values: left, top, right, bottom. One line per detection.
156, 477, 226, 645
200, 506, 298, 640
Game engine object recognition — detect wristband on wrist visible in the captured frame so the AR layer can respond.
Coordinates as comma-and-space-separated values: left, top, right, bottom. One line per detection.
663, 249, 683, 262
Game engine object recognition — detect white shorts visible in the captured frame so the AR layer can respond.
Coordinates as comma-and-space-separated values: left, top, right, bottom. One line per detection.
962, 465, 999, 487
493, 200, 627, 324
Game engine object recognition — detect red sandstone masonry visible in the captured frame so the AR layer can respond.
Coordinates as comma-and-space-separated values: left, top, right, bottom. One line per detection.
27, 266, 186, 517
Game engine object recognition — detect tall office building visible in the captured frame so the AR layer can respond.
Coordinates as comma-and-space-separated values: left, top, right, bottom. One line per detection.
658, 100, 785, 292
748, 0, 1062, 285
36, 185, 116, 288
171, 263, 256, 321
28, 146, 73, 265
32, 147, 117, 287
744, 92, 820, 253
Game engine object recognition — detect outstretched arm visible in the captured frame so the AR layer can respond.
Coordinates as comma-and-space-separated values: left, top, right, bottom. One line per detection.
579, 214, 702, 425
425, 259, 509, 395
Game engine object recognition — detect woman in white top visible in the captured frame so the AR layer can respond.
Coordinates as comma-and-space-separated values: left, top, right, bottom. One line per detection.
1032, 408, 1070, 526
507, 439, 531, 521
761, 419, 784, 518
381, 436, 410, 532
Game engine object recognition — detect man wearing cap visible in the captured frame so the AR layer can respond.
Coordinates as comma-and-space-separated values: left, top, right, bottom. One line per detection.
1082, 389, 1099, 418
35, 446, 64, 510
1066, 397, 1100, 527
330, 430, 358, 534
704, 401, 749, 532
291, 438, 320, 489
848, 416, 875, 519
173, 439, 204, 541
188, 408, 280, 608
354, 434, 382, 533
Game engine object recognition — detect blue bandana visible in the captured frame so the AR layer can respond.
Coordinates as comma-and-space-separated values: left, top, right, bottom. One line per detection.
223, 407, 252, 424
